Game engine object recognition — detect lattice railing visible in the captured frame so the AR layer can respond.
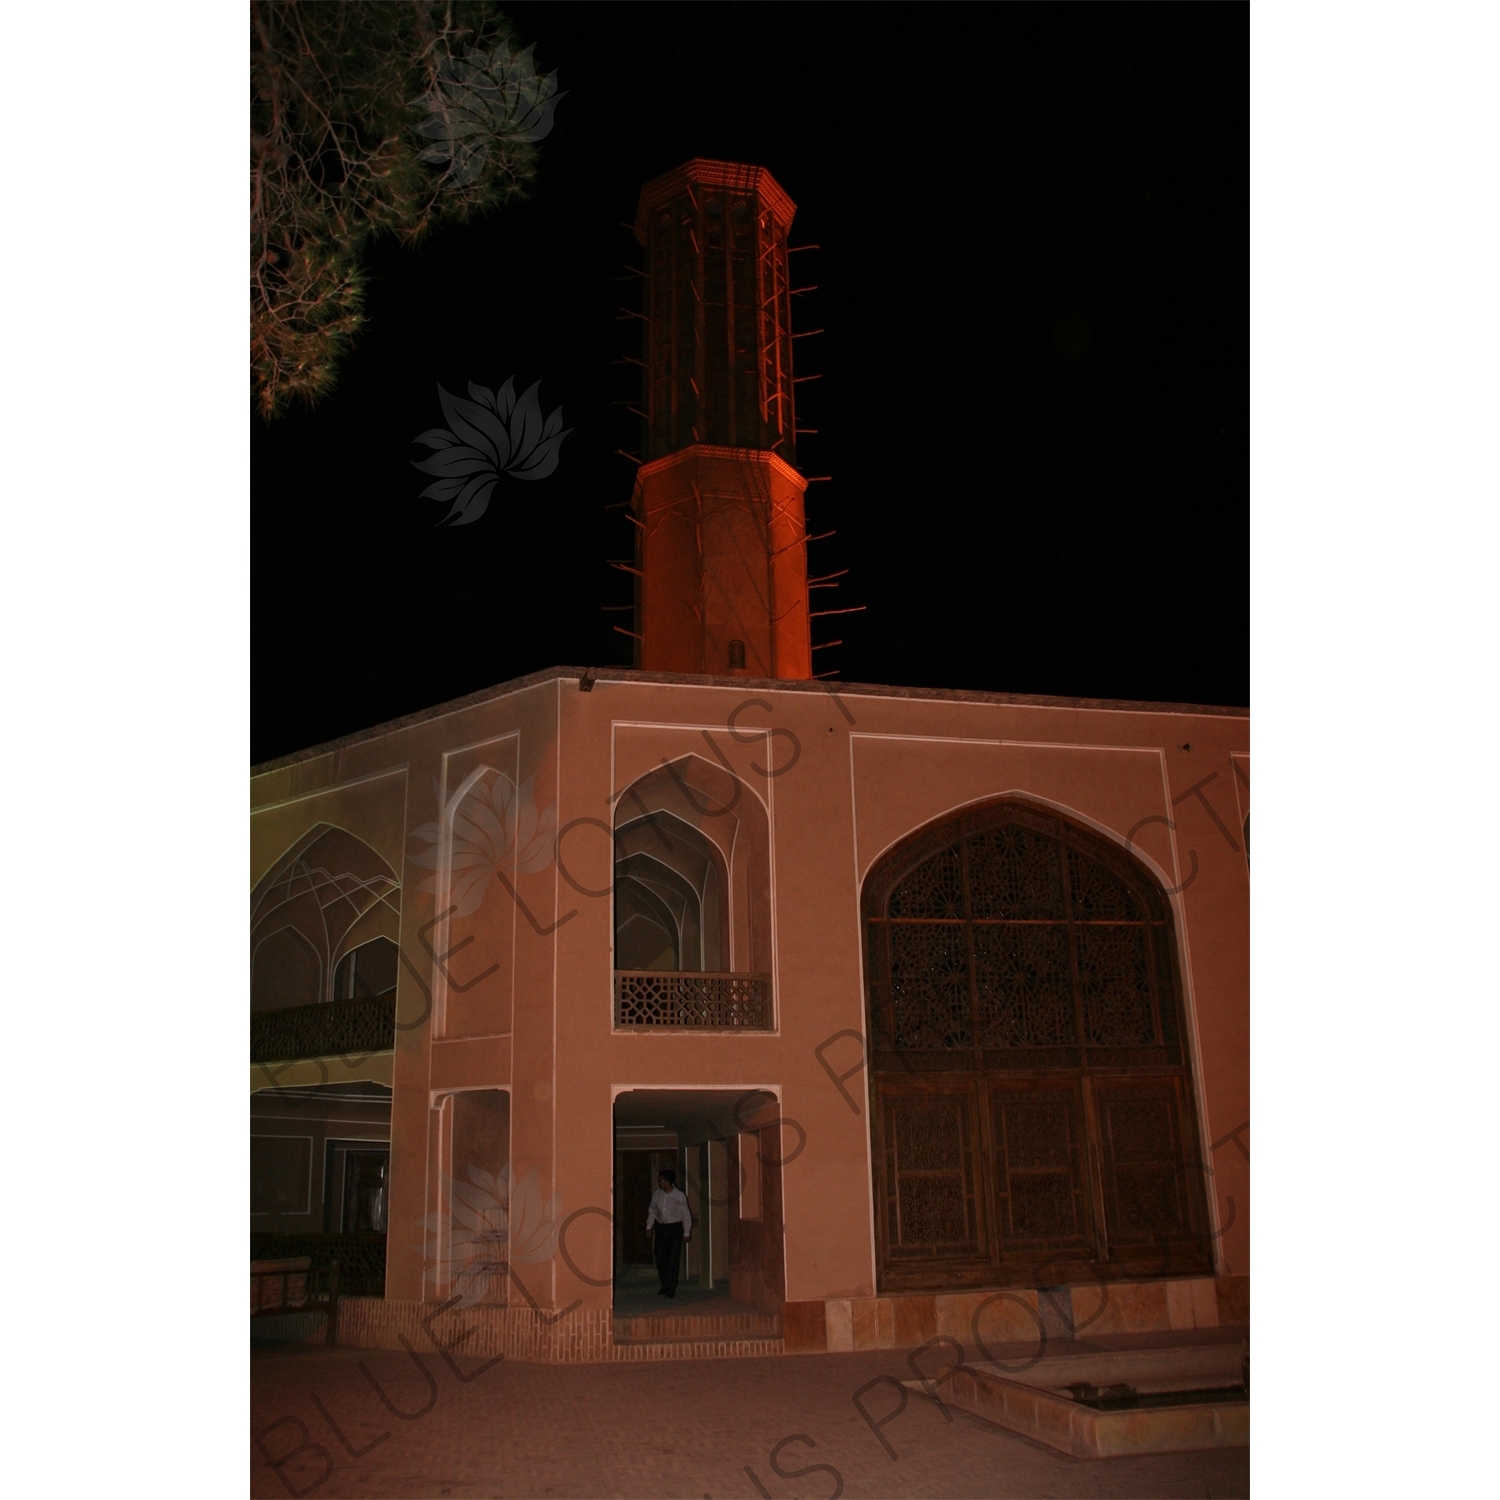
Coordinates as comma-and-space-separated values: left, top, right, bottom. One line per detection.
250, 994, 396, 1064
615, 971, 773, 1030
250, 1233, 387, 1297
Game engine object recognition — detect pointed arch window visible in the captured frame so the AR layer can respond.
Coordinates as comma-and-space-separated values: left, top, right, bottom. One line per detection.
863, 802, 1212, 1292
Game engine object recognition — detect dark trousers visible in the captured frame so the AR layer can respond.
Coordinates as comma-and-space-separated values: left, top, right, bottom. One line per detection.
653, 1222, 683, 1296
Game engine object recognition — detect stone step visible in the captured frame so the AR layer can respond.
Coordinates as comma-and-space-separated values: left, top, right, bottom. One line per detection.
996, 1338, 1246, 1395
904, 1335, 1249, 1458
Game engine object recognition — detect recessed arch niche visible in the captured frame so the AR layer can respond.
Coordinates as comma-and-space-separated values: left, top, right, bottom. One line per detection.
862, 798, 1213, 1292
251, 824, 401, 1012
611, 754, 771, 977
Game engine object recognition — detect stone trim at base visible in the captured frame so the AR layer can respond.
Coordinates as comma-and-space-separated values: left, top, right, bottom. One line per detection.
783, 1276, 1248, 1355
287, 1275, 1247, 1365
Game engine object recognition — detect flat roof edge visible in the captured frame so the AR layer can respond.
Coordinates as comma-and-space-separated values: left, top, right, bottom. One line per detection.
252, 666, 1249, 776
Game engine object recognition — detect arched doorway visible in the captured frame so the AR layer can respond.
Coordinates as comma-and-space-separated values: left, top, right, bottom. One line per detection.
862, 800, 1212, 1291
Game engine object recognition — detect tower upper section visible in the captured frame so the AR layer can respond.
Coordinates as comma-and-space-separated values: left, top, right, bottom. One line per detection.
633, 159, 799, 465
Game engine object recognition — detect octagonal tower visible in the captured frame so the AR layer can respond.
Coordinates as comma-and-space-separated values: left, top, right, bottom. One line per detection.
625, 159, 812, 680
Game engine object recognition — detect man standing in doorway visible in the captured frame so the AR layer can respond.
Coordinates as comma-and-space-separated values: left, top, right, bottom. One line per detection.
645, 1168, 692, 1298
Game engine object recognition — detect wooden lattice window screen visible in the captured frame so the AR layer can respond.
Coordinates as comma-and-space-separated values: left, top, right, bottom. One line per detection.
881, 1090, 982, 1260
991, 1083, 1093, 1254
863, 803, 1211, 1291
614, 971, 772, 1030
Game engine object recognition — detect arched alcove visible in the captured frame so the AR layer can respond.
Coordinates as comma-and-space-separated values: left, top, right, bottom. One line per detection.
331, 935, 400, 1001
862, 798, 1212, 1291
251, 824, 401, 1011
611, 755, 772, 1030
614, 810, 727, 971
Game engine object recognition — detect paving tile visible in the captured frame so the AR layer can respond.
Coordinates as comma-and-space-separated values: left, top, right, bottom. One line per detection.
1071, 1281, 1171, 1338
1189, 1278, 1220, 1329
825, 1298, 854, 1353
253, 1341, 1250, 1498
893, 1295, 937, 1348
1215, 1275, 1250, 1327
1165, 1280, 1195, 1331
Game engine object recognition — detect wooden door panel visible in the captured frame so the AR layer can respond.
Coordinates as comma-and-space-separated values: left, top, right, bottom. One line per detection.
1093, 1079, 1211, 1275
875, 1083, 986, 1269
1096, 1082, 1188, 1241
988, 1082, 1093, 1256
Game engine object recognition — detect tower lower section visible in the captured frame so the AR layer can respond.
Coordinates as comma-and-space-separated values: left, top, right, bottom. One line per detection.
632, 445, 812, 680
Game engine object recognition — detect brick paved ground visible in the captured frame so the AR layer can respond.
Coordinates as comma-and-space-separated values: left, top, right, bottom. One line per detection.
252, 1343, 1249, 1499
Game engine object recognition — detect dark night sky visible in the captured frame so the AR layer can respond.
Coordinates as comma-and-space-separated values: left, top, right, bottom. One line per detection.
251, 2, 1248, 766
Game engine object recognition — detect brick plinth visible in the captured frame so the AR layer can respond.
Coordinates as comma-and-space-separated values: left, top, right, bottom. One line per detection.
330, 1298, 785, 1364
311, 1276, 1243, 1365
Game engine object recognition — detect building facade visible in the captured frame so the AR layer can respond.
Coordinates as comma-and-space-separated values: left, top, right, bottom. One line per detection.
251, 667, 1249, 1358
250, 161, 1248, 1361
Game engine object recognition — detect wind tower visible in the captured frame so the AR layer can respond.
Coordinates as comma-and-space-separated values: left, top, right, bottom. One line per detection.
620, 159, 813, 679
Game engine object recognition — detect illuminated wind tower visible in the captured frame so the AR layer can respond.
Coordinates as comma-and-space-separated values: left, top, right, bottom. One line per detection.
620, 159, 813, 679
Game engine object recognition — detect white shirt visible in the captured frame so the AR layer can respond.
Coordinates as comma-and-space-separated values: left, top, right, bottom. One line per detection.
645, 1186, 692, 1236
